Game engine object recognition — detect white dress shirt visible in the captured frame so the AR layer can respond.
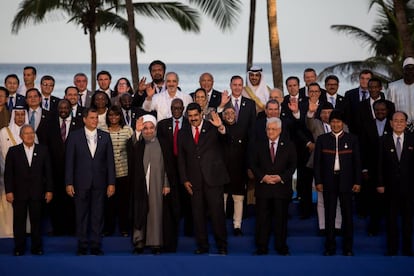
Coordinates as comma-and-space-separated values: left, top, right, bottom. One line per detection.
85, 127, 97, 157
23, 143, 34, 167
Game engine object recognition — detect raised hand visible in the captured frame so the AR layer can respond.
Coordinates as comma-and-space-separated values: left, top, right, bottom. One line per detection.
135, 116, 144, 132
146, 84, 156, 99
209, 111, 222, 127
308, 100, 318, 113
288, 98, 299, 114
219, 90, 231, 108
138, 77, 147, 92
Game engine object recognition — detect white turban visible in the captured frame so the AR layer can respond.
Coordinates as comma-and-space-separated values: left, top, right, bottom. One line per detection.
142, 114, 157, 127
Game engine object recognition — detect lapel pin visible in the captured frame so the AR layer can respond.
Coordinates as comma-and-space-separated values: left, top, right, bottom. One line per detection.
202, 129, 206, 133
344, 143, 348, 149
280, 142, 284, 146
33, 152, 37, 156
390, 149, 394, 152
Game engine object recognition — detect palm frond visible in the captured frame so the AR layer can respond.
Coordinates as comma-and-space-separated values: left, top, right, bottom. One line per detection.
96, 11, 145, 51
187, 0, 242, 31
131, 2, 200, 32
331, 24, 378, 53
11, 0, 64, 33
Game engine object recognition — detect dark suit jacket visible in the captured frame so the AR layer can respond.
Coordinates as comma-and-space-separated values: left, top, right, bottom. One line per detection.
34, 108, 52, 145
314, 131, 361, 193
360, 118, 391, 184
83, 90, 94, 108
65, 128, 116, 190
344, 88, 386, 134
121, 106, 153, 128
190, 89, 222, 109
7, 94, 27, 110
43, 95, 60, 114
4, 143, 53, 200
378, 132, 414, 198
357, 98, 395, 133
177, 120, 229, 190
251, 136, 297, 199
299, 86, 327, 100
47, 116, 83, 187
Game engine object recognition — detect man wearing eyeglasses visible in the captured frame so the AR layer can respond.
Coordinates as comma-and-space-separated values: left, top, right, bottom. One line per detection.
39, 75, 60, 114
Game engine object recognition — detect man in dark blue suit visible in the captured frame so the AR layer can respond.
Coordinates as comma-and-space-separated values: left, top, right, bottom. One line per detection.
5, 124, 53, 256
65, 108, 116, 256
4, 74, 27, 110
314, 110, 361, 256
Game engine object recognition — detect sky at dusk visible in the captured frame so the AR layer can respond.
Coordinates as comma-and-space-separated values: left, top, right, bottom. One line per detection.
0, 0, 378, 64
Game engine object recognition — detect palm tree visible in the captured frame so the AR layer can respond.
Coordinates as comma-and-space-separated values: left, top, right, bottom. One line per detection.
12, 0, 200, 91
122, 0, 242, 91
267, 0, 283, 90
393, 0, 414, 57
319, 0, 414, 83
246, 0, 256, 71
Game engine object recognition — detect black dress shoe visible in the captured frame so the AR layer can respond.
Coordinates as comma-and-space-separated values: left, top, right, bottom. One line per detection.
323, 250, 336, 256
233, 228, 243, 236
90, 248, 104, 256
77, 248, 88, 256
277, 250, 290, 256
14, 250, 25, 256
31, 249, 44, 255
217, 248, 227, 255
151, 247, 162, 255
132, 247, 144, 255
318, 229, 326, 236
194, 248, 209, 255
335, 228, 342, 236
342, 251, 354, 256
253, 249, 268, 255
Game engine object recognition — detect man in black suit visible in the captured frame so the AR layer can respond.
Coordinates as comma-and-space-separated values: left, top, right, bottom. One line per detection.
4, 74, 27, 110
344, 69, 374, 134
178, 103, 229, 255
4, 124, 53, 256
251, 117, 296, 255
73, 73, 93, 108
356, 78, 395, 218
197, 72, 222, 109
39, 75, 60, 114
299, 68, 327, 98
64, 86, 85, 126
359, 99, 392, 236
65, 108, 116, 256
96, 70, 116, 99
47, 99, 83, 235
119, 93, 149, 128
25, 88, 51, 145
324, 75, 346, 111
378, 111, 414, 256
314, 110, 361, 256
133, 60, 167, 107
157, 99, 192, 236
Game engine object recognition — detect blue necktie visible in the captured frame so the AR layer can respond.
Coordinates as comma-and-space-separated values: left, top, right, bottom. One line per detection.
44, 98, 49, 110
29, 111, 36, 129
8, 96, 14, 110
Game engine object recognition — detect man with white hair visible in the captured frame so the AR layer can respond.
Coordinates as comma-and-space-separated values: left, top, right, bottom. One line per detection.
128, 114, 179, 254
243, 66, 271, 115
142, 72, 192, 121
387, 57, 414, 131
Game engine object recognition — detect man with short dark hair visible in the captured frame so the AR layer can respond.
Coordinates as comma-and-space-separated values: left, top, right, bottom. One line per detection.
96, 71, 115, 98
65, 108, 116, 256
25, 88, 51, 145
133, 60, 167, 107
314, 110, 361, 256
39, 75, 60, 113
17, 66, 37, 95
4, 74, 27, 110
178, 102, 229, 255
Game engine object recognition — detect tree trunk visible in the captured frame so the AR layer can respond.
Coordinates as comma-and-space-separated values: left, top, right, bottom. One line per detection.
393, 0, 414, 58
89, 27, 97, 93
126, 0, 139, 91
246, 0, 256, 72
267, 0, 283, 90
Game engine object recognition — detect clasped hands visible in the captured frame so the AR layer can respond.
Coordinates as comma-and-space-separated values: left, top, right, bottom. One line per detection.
261, 174, 282, 185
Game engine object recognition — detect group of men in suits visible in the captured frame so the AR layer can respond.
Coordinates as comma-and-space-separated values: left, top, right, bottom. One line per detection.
3, 58, 414, 258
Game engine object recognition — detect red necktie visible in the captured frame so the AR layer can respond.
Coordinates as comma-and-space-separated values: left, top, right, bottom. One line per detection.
173, 120, 179, 156
194, 126, 200, 144
61, 119, 67, 142
270, 141, 275, 163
